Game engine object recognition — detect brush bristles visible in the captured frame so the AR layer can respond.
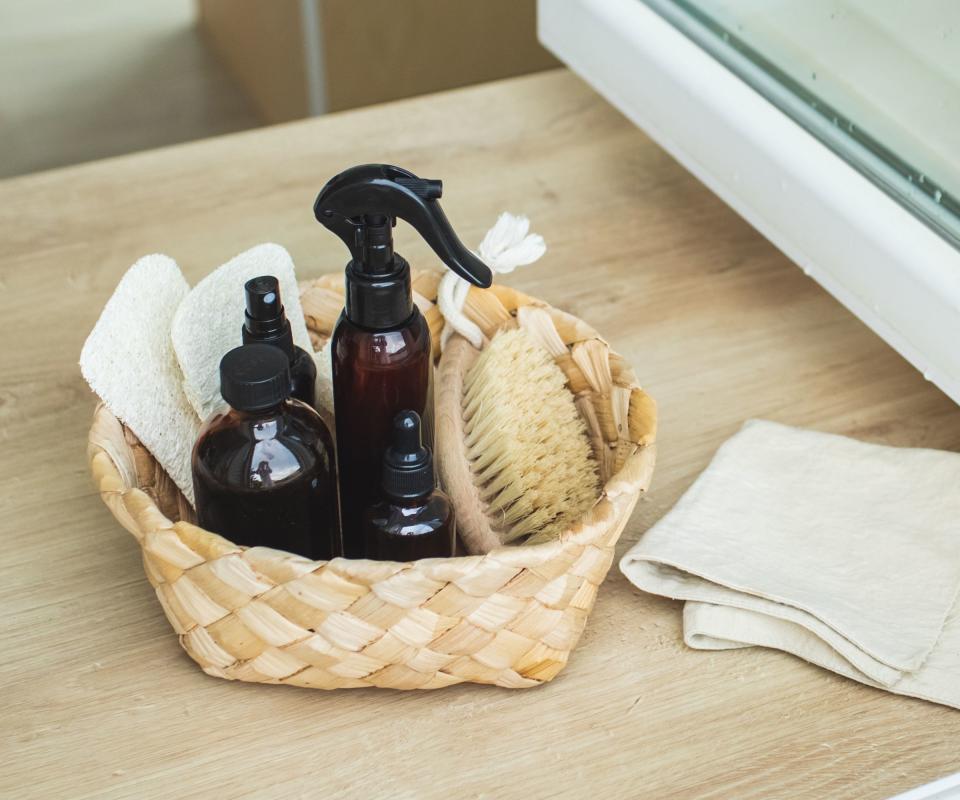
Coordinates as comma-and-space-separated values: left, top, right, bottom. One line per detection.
461, 328, 600, 545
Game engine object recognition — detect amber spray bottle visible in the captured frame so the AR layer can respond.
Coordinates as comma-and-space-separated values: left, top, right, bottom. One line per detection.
364, 410, 454, 561
313, 164, 491, 557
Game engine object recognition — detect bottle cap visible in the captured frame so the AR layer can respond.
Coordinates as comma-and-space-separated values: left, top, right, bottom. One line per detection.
382, 410, 434, 500
219, 344, 291, 412
242, 275, 294, 358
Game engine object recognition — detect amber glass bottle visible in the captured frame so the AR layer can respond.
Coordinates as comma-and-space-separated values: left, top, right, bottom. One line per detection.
314, 164, 492, 557
333, 296, 432, 557
363, 411, 454, 561
191, 344, 339, 560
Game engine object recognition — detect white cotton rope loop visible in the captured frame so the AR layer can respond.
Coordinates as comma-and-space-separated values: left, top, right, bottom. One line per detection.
438, 212, 546, 349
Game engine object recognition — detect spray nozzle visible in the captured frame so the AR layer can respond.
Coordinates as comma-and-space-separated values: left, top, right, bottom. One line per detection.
314, 164, 492, 288
242, 275, 294, 357
244, 275, 282, 320
394, 177, 442, 200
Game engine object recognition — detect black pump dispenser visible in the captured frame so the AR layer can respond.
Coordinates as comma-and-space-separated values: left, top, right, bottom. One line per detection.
241, 275, 317, 408
314, 164, 492, 329
243, 276, 295, 357
381, 411, 434, 500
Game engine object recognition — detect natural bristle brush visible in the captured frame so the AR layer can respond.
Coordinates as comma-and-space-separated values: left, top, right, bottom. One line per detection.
460, 327, 600, 545
435, 302, 649, 555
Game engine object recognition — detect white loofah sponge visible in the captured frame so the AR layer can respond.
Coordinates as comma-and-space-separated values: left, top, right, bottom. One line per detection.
171, 243, 312, 421
80, 254, 200, 505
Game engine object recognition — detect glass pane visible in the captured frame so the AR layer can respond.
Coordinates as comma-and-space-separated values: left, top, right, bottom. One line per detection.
644, 0, 960, 247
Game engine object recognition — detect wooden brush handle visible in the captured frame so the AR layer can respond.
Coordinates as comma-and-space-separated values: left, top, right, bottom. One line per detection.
435, 335, 504, 554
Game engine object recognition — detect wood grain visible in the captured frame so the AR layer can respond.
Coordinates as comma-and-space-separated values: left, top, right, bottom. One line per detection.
1, 70, 959, 800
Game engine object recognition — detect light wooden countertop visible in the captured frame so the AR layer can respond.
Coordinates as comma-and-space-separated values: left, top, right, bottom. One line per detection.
3, 70, 959, 800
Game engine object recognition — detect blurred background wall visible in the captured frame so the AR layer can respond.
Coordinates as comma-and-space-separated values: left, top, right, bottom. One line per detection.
0, 0, 556, 179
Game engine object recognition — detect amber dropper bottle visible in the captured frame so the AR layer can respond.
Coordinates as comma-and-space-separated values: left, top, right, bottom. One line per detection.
363, 411, 454, 561
314, 164, 492, 557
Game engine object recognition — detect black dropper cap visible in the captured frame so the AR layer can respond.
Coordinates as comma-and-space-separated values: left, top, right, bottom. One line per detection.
219, 344, 291, 412
313, 164, 493, 330
381, 411, 434, 500
242, 276, 295, 358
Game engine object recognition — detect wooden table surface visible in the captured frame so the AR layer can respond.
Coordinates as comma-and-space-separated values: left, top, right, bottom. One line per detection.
3, 70, 959, 800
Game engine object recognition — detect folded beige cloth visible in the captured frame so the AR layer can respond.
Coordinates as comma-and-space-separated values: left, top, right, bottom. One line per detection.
621, 420, 960, 709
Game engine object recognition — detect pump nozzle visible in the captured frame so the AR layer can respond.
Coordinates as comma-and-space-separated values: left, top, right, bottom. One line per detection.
242, 275, 295, 358
244, 275, 283, 322
313, 164, 492, 288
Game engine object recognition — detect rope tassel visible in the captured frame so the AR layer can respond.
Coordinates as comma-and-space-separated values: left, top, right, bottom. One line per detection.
438, 212, 546, 349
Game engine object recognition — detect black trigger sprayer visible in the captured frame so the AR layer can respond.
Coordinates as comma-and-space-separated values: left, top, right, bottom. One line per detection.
313, 164, 491, 557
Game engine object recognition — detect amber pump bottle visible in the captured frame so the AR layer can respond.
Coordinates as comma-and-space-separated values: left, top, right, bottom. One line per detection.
191, 344, 339, 560
363, 411, 454, 561
242, 275, 316, 407
314, 164, 491, 557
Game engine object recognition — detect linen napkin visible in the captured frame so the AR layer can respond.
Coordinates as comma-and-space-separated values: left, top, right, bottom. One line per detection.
620, 420, 960, 709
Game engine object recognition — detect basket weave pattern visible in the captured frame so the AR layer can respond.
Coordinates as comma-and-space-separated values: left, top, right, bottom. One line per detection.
87, 272, 657, 689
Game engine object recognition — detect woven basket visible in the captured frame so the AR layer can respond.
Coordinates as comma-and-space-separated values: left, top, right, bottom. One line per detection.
87, 270, 657, 690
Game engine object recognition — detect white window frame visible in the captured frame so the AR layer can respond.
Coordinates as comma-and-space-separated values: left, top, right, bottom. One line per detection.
539, 0, 960, 405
